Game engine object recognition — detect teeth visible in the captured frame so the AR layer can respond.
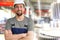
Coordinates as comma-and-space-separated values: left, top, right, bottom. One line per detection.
19, 11, 22, 13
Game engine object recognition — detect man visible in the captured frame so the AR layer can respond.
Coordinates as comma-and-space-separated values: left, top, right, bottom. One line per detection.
4, 0, 34, 40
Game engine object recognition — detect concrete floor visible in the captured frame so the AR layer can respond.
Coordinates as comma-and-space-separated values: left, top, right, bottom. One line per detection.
38, 37, 57, 40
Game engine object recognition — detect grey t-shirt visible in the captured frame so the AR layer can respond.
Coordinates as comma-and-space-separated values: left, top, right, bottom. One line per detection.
5, 16, 34, 31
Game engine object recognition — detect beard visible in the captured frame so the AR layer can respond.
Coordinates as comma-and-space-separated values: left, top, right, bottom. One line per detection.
16, 13, 22, 16
16, 10, 23, 16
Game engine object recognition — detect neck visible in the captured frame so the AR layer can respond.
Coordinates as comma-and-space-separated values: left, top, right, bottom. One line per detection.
16, 14, 24, 21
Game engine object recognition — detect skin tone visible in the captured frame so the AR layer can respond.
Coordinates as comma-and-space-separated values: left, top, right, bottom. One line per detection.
4, 4, 34, 40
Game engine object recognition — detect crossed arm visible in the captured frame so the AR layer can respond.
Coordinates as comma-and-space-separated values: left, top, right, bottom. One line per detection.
4, 30, 34, 40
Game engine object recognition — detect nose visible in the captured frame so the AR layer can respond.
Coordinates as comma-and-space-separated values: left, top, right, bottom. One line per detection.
18, 7, 22, 10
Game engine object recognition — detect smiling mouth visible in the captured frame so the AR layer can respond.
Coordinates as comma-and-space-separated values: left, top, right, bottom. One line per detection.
16, 10, 22, 16
17, 10, 22, 13
19, 10, 22, 13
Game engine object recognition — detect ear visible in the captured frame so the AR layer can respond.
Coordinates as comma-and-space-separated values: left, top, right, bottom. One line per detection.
11, 8, 16, 13
24, 8, 26, 14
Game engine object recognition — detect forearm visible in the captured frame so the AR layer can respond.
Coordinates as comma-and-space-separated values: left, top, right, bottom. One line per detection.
5, 36, 12, 40
13, 34, 27, 39
17, 34, 33, 40
4, 30, 27, 40
5, 33, 19, 40
19, 36, 33, 40
5, 34, 27, 40
5, 30, 13, 40
19, 31, 34, 40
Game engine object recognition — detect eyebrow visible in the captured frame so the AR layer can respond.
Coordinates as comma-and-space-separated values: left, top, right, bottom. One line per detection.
14, 4, 25, 8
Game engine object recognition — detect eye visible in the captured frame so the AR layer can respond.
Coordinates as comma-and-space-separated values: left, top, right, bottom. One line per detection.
15, 6, 19, 8
15, 6, 24, 8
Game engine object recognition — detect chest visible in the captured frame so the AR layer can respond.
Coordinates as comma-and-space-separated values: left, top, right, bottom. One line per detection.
11, 20, 28, 29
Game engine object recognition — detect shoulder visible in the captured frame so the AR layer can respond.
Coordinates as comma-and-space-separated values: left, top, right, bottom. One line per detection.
25, 17, 34, 23
7, 17, 16, 22
25, 16, 33, 21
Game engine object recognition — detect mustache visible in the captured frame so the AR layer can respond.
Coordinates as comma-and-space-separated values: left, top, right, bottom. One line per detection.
17, 10, 22, 13
16, 13, 22, 16
16, 10, 22, 16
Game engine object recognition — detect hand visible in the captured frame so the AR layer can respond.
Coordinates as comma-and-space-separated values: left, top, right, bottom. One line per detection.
18, 31, 34, 40
19, 33, 27, 38
12, 33, 27, 39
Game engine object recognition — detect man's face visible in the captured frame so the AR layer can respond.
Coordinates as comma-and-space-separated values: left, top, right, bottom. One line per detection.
14, 4, 25, 16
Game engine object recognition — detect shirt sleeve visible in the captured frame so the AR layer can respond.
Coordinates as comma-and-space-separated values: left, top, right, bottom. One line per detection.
5, 20, 11, 30
28, 18, 34, 31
